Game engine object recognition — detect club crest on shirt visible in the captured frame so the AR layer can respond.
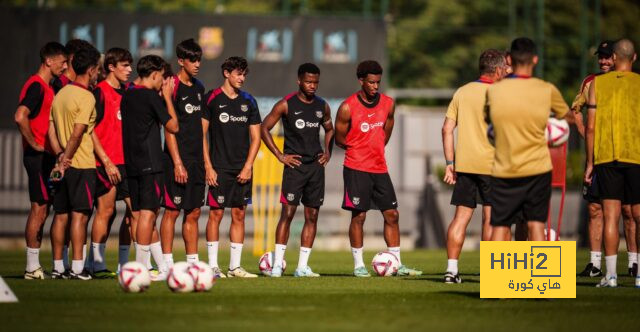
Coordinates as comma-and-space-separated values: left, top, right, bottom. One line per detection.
217, 196, 225, 204
316, 111, 323, 119
352, 197, 360, 205
241, 104, 249, 112
287, 193, 295, 201
174, 196, 182, 205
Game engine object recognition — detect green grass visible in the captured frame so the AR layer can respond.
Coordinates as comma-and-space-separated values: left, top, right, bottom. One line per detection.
0, 249, 638, 331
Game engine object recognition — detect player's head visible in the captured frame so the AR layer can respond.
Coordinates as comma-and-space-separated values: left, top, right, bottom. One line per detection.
176, 38, 202, 77
162, 61, 174, 79
221, 56, 248, 89
356, 60, 383, 98
72, 45, 101, 85
612, 38, 637, 66
137, 55, 167, 90
508, 37, 538, 68
104, 47, 133, 82
479, 49, 508, 80
39, 41, 68, 77
97, 53, 107, 83
594, 40, 614, 73
297, 63, 320, 97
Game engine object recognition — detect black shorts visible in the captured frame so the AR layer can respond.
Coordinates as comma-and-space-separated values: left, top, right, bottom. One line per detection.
95, 165, 129, 201
582, 172, 600, 203
341, 166, 398, 212
23, 148, 56, 204
207, 168, 252, 208
129, 172, 165, 211
490, 172, 551, 227
280, 161, 325, 207
450, 172, 492, 208
53, 167, 96, 213
162, 158, 206, 211
595, 162, 640, 204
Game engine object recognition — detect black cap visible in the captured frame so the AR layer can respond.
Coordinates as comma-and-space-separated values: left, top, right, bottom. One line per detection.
594, 40, 614, 57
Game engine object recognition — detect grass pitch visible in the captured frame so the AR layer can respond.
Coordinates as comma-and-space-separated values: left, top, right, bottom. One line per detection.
0, 249, 638, 331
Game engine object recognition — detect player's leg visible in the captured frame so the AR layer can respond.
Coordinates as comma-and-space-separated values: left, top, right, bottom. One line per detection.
117, 201, 132, 272
445, 206, 474, 282
134, 173, 168, 280
523, 172, 551, 242
206, 208, 224, 276
481, 205, 492, 241
24, 202, 49, 278
293, 206, 320, 277
343, 167, 372, 277
349, 211, 369, 277
182, 207, 201, 263
90, 186, 117, 277
160, 207, 180, 267
633, 204, 640, 286
580, 202, 604, 276
490, 226, 512, 241
69, 210, 91, 280
621, 204, 637, 276
227, 205, 257, 277
526, 221, 545, 241
50, 212, 69, 278
271, 204, 297, 277
596, 165, 624, 287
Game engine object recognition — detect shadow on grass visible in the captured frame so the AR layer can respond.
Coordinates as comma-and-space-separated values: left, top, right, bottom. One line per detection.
3, 275, 26, 279
436, 290, 481, 299
402, 276, 480, 284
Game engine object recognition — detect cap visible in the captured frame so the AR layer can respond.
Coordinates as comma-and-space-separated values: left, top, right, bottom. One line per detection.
594, 40, 614, 57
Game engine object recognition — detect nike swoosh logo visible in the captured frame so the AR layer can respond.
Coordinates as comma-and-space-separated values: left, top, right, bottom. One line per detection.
368, 113, 375, 117
219, 104, 227, 108
590, 270, 600, 277
392, 201, 397, 204
181, 96, 188, 101
294, 111, 303, 115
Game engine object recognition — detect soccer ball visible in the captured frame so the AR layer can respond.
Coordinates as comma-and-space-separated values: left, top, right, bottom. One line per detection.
371, 251, 400, 277
258, 251, 286, 276
188, 261, 215, 292
118, 261, 151, 293
546, 118, 570, 147
167, 262, 195, 293
544, 228, 559, 241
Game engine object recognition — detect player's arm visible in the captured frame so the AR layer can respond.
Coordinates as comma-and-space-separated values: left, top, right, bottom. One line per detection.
383, 101, 396, 145
584, 81, 597, 185
260, 99, 301, 168
91, 131, 121, 184
442, 118, 457, 185
47, 120, 63, 156
334, 102, 350, 149
58, 123, 87, 177
161, 77, 179, 134
318, 102, 334, 166
14, 83, 44, 151
201, 117, 217, 186
238, 124, 261, 184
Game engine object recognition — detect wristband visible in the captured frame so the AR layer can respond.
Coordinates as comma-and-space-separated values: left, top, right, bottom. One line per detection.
446, 160, 454, 166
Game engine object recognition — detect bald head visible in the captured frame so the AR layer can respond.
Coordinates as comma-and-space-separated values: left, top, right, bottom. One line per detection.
614, 39, 636, 61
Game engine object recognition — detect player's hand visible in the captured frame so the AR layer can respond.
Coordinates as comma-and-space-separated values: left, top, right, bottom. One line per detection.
31, 143, 45, 152
443, 164, 456, 185
105, 161, 122, 185
237, 166, 252, 184
205, 166, 218, 187
50, 165, 64, 182
161, 77, 175, 99
317, 152, 331, 167
278, 154, 302, 168
584, 163, 594, 186
174, 163, 188, 184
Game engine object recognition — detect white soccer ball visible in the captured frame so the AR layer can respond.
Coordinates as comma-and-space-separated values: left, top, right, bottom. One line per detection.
545, 118, 570, 147
544, 228, 559, 241
371, 251, 400, 277
188, 261, 215, 292
167, 262, 195, 293
118, 261, 151, 293
258, 251, 287, 276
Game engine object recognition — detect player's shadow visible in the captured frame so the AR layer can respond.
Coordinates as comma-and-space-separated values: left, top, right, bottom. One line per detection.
436, 290, 481, 299
2, 275, 26, 279
402, 274, 480, 284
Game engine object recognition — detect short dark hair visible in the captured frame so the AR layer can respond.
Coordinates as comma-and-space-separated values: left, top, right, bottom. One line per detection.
509, 37, 537, 66
104, 47, 133, 72
298, 63, 320, 77
479, 49, 506, 74
39, 42, 67, 63
65, 39, 93, 57
71, 45, 101, 75
162, 61, 174, 79
221, 56, 248, 76
356, 60, 383, 79
176, 38, 202, 62
137, 55, 166, 78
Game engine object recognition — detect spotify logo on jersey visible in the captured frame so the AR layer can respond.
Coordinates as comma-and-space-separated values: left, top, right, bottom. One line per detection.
219, 112, 230, 123
185, 103, 200, 114
295, 119, 305, 129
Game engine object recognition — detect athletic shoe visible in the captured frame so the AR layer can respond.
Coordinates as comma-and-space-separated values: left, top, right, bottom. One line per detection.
69, 269, 92, 281
227, 267, 258, 278
635, 276, 640, 288
397, 265, 423, 276
51, 269, 70, 280
353, 266, 371, 277
578, 263, 603, 277
294, 266, 320, 277
270, 265, 283, 277
92, 269, 116, 279
150, 271, 168, 282
211, 266, 226, 279
629, 263, 638, 277
444, 272, 461, 284
24, 267, 47, 280
596, 276, 617, 288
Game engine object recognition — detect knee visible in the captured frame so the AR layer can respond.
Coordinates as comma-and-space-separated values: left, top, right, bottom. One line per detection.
351, 212, 366, 226
621, 205, 633, 220
99, 205, 116, 219
304, 210, 319, 224
384, 210, 399, 224
588, 204, 603, 220
231, 209, 246, 222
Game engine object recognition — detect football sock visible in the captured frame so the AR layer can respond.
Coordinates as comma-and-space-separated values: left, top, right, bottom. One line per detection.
628, 252, 637, 268
53, 259, 64, 273
229, 242, 243, 270
590, 251, 602, 269
92, 242, 107, 271
62, 245, 70, 270
447, 259, 459, 275
207, 241, 219, 268
71, 259, 84, 274
605, 255, 617, 278
388, 247, 401, 265
186, 254, 199, 264
150, 241, 167, 273
83, 244, 90, 270
297, 247, 312, 270
164, 254, 174, 268
118, 245, 130, 269
351, 247, 365, 269
274, 244, 286, 268
135, 244, 150, 266
26, 247, 40, 272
